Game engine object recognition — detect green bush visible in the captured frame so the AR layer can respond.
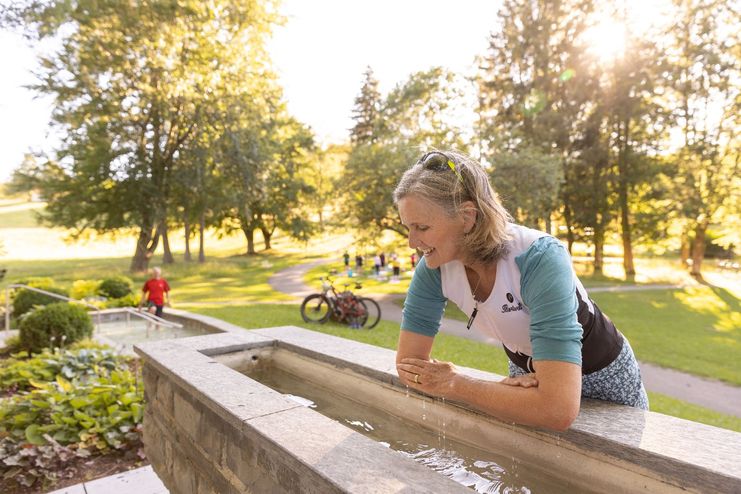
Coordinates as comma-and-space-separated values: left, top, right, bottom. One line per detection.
16, 277, 55, 289
19, 303, 93, 353
69, 279, 101, 300
102, 292, 140, 308
98, 275, 133, 299
12, 286, 69, 318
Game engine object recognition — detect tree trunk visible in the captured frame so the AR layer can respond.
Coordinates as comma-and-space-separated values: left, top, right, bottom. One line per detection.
593, 225, 605, 274
184, 214, 192, 262
563, 204, 575, 254
544, 213, 552, 235
616, 122, 635, 277
243, 226, 256, 255
680, 226, 690, 268
130, 223, 161, 273
260, 225, 272, 250
690, 219, 708, 278
161, 222, 174, 264
198, 212, 206, 263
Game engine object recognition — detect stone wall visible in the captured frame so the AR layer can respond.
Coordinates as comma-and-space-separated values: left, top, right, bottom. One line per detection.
135, 318, 741, 494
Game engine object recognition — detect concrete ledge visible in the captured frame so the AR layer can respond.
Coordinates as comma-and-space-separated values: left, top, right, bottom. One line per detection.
135, 314, 741, 494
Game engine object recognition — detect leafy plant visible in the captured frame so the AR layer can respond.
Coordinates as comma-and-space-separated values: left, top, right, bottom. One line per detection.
102, 292, 140, 309
0, 345, 144, 490
98, 276, 133, 299
70, 279, 102, 300
0, 344, 117, 392
12, 286, 69, 319
19, 302, 93, 353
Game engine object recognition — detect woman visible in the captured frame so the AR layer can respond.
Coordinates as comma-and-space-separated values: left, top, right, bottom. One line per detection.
394, 150, 648, 431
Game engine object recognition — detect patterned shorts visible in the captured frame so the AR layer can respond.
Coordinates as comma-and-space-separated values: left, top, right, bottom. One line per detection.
508, 338, 649, 410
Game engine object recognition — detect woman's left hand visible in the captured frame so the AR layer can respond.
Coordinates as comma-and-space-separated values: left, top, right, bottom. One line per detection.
397, 357, 459, 396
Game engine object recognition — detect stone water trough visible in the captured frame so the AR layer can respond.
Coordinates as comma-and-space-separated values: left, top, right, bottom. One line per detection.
135, 310, 741, 493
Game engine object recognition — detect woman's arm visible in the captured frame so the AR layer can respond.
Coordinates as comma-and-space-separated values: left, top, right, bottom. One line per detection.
398, 356, 581, 431
396, 329, 434, 386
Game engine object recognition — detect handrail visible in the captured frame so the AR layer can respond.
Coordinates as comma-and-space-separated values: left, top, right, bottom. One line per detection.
121, 307, 183, 329
5, 284, 103, 333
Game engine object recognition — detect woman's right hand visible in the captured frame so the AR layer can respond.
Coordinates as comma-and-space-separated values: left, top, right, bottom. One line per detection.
499, 373, 539, 388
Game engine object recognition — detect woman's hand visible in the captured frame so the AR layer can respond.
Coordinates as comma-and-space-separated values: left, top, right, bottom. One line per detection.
397, 357, 460, 397
500, 373, 539, 388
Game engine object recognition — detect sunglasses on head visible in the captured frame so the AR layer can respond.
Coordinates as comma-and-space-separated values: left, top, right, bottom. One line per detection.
416, 151, 464, 184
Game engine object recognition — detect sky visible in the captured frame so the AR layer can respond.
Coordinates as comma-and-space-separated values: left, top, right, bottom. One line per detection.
0, 0, 501, 182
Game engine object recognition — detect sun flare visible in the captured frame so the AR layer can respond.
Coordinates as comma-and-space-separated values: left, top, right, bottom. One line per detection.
584, 19, 627, 62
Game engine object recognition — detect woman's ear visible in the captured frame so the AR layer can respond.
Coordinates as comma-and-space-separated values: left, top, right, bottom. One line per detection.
461, 201, 477, 234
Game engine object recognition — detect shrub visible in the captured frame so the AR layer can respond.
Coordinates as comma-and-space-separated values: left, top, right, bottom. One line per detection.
12, 286, 69, 318
16, 277, 55, 289
69, 279, 101, 300
102, 292, 140, 308
19, 303, 93, 354
98, 276, 133, 299
0, 344, 143, 490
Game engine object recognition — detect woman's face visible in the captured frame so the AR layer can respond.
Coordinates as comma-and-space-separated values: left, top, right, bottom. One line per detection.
397, 195, 467, 269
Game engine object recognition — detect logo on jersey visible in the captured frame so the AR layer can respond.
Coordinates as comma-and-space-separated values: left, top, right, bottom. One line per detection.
502, 293, 523, 313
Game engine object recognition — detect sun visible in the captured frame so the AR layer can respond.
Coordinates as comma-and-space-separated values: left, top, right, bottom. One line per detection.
583, 18, 627, 63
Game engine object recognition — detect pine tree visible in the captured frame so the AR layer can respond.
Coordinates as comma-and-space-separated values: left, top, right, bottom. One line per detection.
349, 66, 382, 145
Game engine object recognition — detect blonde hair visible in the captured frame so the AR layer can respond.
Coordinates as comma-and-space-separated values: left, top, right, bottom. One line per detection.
393, 150, 512, 263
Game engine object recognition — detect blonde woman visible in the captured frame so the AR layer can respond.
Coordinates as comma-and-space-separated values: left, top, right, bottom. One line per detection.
394, 150, 647, 431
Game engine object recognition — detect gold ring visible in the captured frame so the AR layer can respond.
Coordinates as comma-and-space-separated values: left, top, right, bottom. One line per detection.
414, 374, 419, 384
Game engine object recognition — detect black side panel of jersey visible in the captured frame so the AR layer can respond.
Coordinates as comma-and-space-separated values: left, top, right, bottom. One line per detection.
576, 290, 623, 374
505, 291, 624, 375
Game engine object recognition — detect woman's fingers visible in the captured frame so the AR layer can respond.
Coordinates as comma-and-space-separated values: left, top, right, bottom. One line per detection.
500, 373, 539, 388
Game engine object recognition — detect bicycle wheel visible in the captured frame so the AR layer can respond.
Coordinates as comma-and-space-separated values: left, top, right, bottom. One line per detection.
359, 297, 381, 329
300, 294, 332, 323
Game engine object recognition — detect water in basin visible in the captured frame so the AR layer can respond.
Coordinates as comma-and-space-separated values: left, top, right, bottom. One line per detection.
247, 365, 592, 494
96, 318, 211, 350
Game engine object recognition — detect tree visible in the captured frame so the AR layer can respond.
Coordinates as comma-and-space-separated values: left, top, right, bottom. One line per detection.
342, 67, 470, 237
664, 0, 740, 278
478, 0, 603, 257
490, 146, 562, 232
4, 0, 282, 272
350, 66, 382, 145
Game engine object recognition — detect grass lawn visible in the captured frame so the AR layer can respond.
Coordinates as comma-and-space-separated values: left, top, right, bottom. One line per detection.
187, 302, 741, 432
0, 201, 44, 228
1, 209, 738, 431
592, 287, 741, 385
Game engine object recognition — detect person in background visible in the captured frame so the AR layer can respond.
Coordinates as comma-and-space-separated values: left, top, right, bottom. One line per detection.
138, 266, 171, 318
343, 251, 350, 269
394, 150, 648, 432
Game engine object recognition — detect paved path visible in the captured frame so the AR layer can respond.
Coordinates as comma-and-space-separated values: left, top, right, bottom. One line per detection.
269, 261, 741, 418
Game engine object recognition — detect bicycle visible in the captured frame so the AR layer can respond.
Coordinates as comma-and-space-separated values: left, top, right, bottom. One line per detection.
300, 276, 381, 329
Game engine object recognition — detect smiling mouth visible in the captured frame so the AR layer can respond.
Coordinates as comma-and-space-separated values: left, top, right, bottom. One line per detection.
419, 248, 435, 256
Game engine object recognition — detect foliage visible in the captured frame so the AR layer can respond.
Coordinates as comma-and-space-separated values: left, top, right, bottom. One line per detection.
12, 286, 69, 319
69, 279, 101, 300
19, 303, 93, 354
5, 0, 286, 272
0, 343, 117, 392
490, 146, 562, 230
0, 345, 143, 490
663, 0, 740, 277
102, 292, 141, 309
342, 67, 471, 237
98, 276, 133, 299
0, 434, 92, 489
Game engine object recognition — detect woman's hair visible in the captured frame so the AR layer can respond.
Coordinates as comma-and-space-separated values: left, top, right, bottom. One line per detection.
393, 150, 512, 263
